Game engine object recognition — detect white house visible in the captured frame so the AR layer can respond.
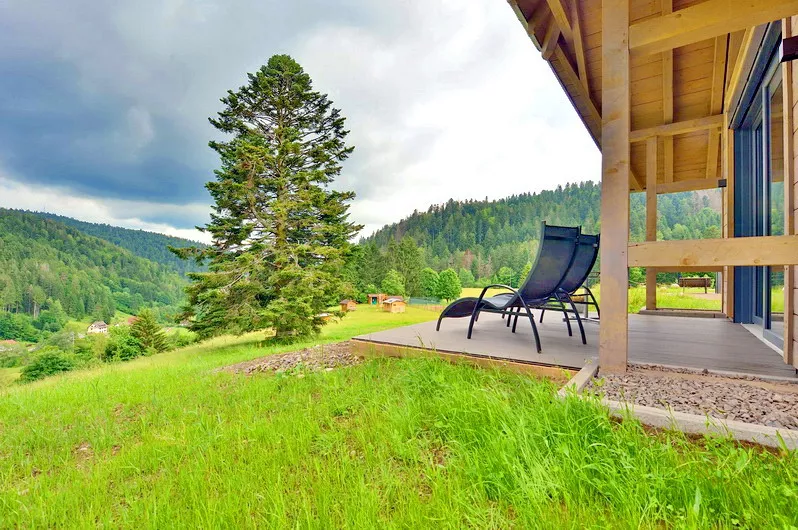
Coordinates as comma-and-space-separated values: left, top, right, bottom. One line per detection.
87, 321, 108, 334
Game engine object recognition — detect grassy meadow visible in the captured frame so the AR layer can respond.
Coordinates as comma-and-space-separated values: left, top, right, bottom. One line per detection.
1, 304, 797, 527
462, 285, 724, 313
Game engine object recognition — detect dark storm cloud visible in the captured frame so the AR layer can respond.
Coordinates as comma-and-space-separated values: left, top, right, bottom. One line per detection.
0, 0, 599, 237
0, 0, 377, 205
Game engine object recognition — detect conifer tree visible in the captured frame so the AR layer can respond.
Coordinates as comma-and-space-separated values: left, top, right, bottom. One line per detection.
131, 309, 167, 352
174, 55, 362, 340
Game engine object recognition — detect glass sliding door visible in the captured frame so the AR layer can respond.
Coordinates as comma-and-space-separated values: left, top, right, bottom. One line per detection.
734, 28, 785, 352
764, 69, 785, 348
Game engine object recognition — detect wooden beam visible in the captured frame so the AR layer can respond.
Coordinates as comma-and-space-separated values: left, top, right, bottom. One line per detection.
706, 35, 728, 180
629, 0, 798, 56
783, 17, 795, 365
653, 266, 724, 273
628, 235, 798, 268
544, 0, 572, 39
657, 177, 724, 194
570, 0, 589, 93
646, 137, 658, 311
631, 115, 724, 142
507, 0, 542, 49
599, 0, 630, 374
541, 19, 561, 60
662, 0, 674, 184
725, 26, 767, 112
551, 46, 602, 132
724, 128, 736, 319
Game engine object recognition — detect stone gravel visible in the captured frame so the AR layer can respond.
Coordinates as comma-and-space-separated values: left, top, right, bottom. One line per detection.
589, 364, 798, 430
222, 341, 362, 375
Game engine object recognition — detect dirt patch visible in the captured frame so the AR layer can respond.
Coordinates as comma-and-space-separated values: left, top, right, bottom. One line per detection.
590, 364, 798, 430
221, 341, 362, 375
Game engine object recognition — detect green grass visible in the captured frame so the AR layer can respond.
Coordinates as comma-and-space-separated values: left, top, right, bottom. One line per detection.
463, 285, 725, 313
1, 304, 797, 527
589, 285, 722, 313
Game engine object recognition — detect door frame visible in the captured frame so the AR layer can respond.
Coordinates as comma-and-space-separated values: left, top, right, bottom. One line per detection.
732, 22, 785, 350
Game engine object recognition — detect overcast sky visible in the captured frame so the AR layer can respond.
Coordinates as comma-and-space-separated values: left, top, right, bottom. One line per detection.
0, 0, 600, 242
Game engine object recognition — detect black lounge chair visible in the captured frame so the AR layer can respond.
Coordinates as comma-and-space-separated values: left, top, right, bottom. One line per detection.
436, 223, 580, 352
535, 232, 600, 345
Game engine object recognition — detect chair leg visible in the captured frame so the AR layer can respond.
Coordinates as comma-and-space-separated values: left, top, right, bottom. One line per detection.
512, 307, 522, 333
506, 307, 514, 327
539, 309, 546, 323
584, 287, 600, 319
556, 299, 573, 337
519, 301, 542, 353
563, 295, 587, 345
467, 305, 481, 339
436, 313, 444, 331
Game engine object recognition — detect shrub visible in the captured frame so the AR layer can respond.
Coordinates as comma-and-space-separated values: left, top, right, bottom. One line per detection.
0, 312, 40, 342
168, 328, 198, 349
0, 344, 31, 368
102, 327, 144, 362
19, 349, 74, 382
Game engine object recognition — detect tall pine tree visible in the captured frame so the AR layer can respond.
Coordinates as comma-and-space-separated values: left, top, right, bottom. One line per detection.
174, 55, 362, 340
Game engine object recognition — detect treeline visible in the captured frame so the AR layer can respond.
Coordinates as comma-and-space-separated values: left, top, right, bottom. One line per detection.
30, 211, 207, 275
352, 183, 721, 297
0, 210, 186, 331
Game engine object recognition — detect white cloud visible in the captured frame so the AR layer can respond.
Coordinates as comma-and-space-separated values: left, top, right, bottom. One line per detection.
0, 174, 210, 243
293, 0, 600, 236
0, 0, 601, 239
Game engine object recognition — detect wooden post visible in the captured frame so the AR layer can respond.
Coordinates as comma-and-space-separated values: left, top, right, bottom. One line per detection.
661, 0, 674, 185
783, 18, 795, 365
599, 0, 630, 373
646, 137, 658, 310
724, 127, 736, 319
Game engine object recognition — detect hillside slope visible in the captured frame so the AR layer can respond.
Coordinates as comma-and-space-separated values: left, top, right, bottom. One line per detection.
31, 211, 206, 275
361, 182, 721, 277
0, 209, 186, 320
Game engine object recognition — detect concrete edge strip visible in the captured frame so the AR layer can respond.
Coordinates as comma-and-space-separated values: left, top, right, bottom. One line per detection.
629, 361, 798, 384
602, 399, 798, 450
558, 362, 798, 451
558, 362, 599, 397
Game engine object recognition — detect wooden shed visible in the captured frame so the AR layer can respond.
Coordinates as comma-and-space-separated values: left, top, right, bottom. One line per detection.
505, 0, 798, 372
382, 297, 406, 313
340, 299, 358, 312
367, 293, 387, 306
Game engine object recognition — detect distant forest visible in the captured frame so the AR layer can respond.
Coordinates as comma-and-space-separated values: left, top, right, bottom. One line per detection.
31, 211, 206, 275
353, 182, 722, 295
0, 209, 186, 327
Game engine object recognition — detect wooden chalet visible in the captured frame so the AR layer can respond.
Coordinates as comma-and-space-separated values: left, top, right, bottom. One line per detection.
382, 297, 407, 313
502, 0, 798, 372
367, 293, 387, 306
340, 299, 358, 312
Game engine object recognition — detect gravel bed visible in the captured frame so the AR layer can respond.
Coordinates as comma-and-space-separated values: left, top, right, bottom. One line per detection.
222, 341, 362, 375
589, 364, 798, 430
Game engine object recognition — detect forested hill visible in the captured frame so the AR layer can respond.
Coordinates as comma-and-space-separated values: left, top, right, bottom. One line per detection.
361, 181, 721, 275
0, 209, 186, 321
30, 211, 206, 275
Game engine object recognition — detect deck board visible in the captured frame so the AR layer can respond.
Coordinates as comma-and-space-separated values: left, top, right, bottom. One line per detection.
354, 312, 797, 379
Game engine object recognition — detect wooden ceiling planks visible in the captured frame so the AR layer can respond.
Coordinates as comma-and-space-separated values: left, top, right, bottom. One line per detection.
508, 0, 748, 192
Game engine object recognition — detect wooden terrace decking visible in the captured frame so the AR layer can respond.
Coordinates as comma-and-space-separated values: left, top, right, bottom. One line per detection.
353, 311, 797, 380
